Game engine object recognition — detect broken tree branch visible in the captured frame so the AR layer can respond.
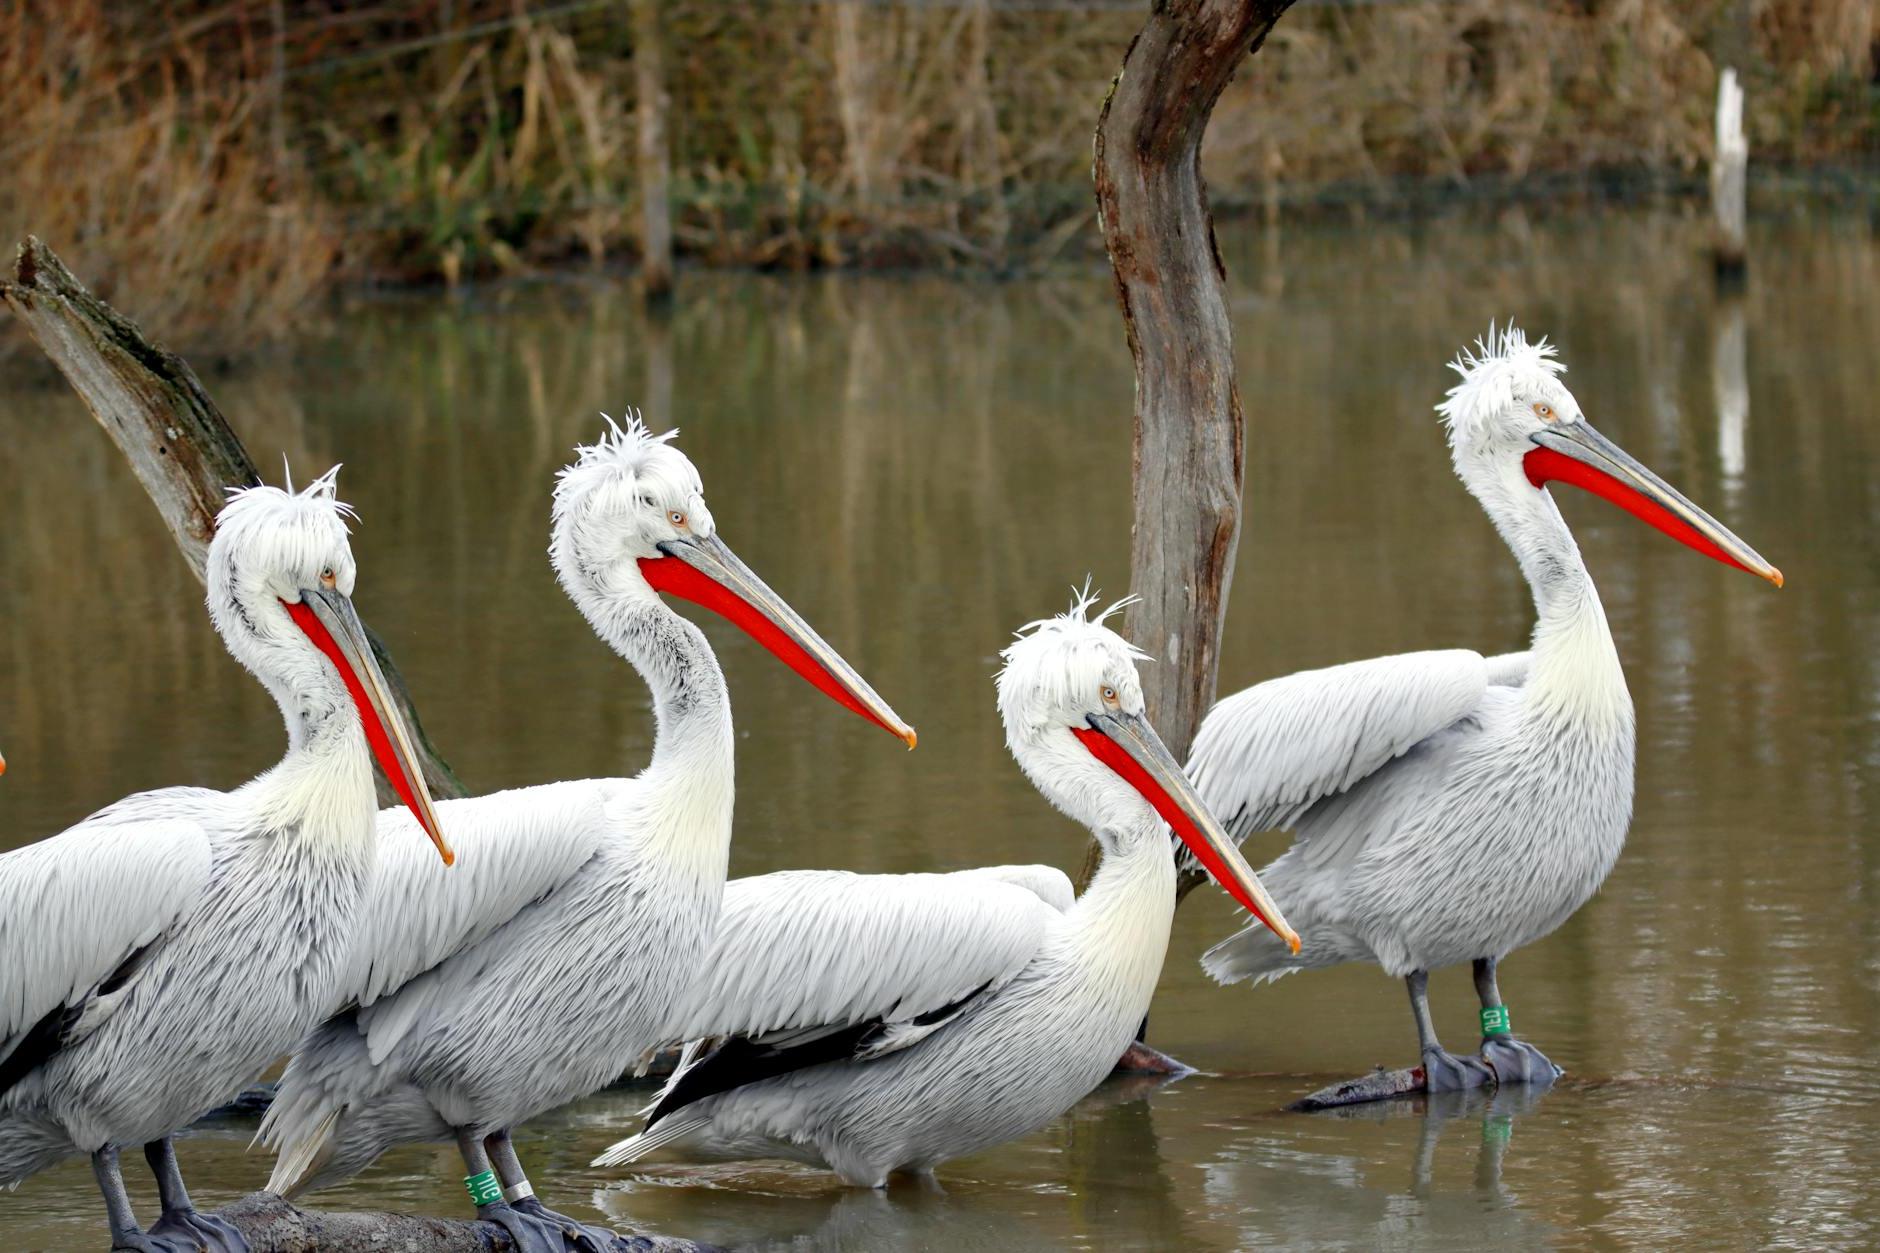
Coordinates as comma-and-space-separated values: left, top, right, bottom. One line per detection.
1081, 1, 1295, 899
1, 236, 467, 803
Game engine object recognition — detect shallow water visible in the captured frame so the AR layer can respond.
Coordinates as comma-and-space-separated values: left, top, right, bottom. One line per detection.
2, 207, 1877, 1250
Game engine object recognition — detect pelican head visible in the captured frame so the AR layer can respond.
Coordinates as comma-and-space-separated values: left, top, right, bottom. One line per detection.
550, 412, 915, 747
1438, 323, 1782, 586
998, 585, 1298, 952
209, 468, 451, 863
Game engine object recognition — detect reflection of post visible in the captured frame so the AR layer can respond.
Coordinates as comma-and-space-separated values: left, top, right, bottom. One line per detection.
1711, 67, 1748, 281
643, 298, 675, 423
1713, 294, 1749, 488
632, 0, 674, 302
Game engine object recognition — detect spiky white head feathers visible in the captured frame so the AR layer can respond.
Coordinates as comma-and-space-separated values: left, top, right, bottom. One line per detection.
206, 466, 363, 687
549, 411, 714, 603
211, 468, 359, 611
1436, 323, 1582, 458
998, 582, 1149, 738
997, 583, 1168, 845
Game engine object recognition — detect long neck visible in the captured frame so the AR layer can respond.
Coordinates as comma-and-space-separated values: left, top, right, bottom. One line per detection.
583, 591, 736, 865
243, 661, 380, 851
1065, 812, 1178, 998
1470, 456, 1631, 728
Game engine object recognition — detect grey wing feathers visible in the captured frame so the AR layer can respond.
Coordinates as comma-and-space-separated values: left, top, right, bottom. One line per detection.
664, 867, 1060, 1044
337, 780, 609, 1012
0, 789, 216, 1055
1186, 650, 1491, 847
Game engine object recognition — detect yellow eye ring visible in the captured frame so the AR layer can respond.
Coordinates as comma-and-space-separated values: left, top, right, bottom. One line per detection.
669, 510, 686, 526
1101, 685, 1119, 704
1534, 402, 1555, 420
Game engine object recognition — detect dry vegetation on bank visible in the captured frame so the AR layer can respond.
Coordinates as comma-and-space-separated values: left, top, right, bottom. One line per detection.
0, 0, 1873, 353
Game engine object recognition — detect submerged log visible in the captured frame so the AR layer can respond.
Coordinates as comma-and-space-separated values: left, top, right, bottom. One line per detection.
1290, 1065, 1427, 1112
0, 236, 466, 803
210, 1191, 708, 1252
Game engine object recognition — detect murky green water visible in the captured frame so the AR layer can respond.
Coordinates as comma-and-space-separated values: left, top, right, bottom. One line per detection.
3, 207, 1877, 1250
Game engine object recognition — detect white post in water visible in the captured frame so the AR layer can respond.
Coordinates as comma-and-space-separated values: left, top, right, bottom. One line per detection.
1712, 67, 1748, 279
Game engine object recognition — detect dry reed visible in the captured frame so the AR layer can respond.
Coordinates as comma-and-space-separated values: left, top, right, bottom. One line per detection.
0, 0, 1872, 354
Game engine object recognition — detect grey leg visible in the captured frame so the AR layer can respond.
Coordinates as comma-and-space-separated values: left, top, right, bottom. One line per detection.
1472, 957, 1563, 1086
143, 1138, 249, 1252
1408, 971, 1493, 1093
487, 1128, 631, 1253
458, 1128, 584, 1253
92, 1146, 155, 1251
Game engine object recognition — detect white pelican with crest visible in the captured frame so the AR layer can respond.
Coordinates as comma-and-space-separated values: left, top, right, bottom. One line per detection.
591, 588, 1294, 1186
1188, 326, 1782, 1096
262, 418, 914, 1250
0, 472, 451, 1251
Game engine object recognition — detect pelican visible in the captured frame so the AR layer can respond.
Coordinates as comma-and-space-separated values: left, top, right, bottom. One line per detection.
261, 419, 914, 1250
590, 588, 1295, 1187
1188, 326, 1781, 1093
0, 471, 450, 1251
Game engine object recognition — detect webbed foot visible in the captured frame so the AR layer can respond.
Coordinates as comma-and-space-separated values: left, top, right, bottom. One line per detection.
113, 1212, 249, 1252
486, 1198, 650, 1252
1420, 1046, 1494, 1093
1479, 1035, 1562, 1086
128, 1205, 250, 1252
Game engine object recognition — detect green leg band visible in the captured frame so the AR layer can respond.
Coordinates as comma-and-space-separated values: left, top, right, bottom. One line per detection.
1481, 1005, 1513, 1036
464, 1169, 502, 1207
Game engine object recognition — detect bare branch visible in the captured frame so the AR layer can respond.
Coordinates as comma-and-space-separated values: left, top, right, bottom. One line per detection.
1, 236, 467, 802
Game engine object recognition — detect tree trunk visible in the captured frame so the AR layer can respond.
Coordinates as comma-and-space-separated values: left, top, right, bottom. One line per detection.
632, 0, 674, 302
0, 236, 467, 805
1079, 1, 1294, 900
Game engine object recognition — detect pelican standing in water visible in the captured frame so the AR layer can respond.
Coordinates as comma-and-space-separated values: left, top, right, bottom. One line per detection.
592, 588, 1295, 1186
1189, 326, 1781, 1093
0, 473, 451, 1251
262, 419, 914, 1250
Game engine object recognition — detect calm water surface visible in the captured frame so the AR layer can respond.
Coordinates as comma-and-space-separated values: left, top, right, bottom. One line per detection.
2, 209, 1876, 1249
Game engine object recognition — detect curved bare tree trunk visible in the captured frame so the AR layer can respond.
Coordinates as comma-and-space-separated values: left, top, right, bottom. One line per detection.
1080, 1, 1295, 906
1, 237, 466, 804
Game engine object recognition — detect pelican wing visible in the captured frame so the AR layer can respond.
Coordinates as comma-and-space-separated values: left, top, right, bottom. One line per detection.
337, 779, 613, 1011
0, 789, 217, 1085
664, 864, 1067, 1045
1186, 649, 1494, 848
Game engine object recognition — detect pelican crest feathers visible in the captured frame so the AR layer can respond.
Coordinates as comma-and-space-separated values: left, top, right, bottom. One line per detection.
997, 581, 1148, 727
1436, 322, 1567, 446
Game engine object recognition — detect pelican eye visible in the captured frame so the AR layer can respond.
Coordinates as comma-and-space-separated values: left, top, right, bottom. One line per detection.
669, 510, 687, 527
1101, 685, 1119, 705
319, 567, 337, 588
1533, 402, 1556, 421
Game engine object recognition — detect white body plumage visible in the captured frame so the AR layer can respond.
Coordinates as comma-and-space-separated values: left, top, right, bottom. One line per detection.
1193, 326, 1779, 992
263, 420, 912, 1199
0, 476, 421, 1190
594, 592, 1261, 1187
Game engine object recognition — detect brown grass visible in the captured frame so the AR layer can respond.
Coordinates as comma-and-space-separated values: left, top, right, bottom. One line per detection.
0, 0, 337, 356
0, 0, 1873, 354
